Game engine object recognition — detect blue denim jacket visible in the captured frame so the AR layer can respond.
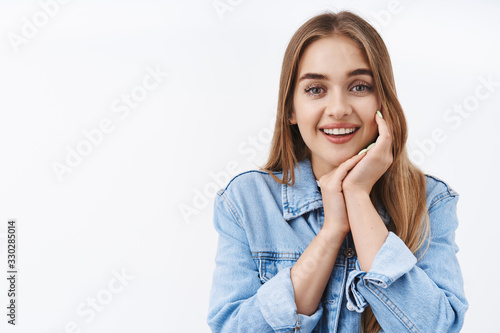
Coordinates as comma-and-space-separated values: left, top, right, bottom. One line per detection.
207, 156, 468, 332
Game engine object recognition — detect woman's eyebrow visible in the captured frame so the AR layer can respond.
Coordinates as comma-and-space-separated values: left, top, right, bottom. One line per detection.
348, 68, 373, 77
297, 73, 328, 82
297, 68, 373, 82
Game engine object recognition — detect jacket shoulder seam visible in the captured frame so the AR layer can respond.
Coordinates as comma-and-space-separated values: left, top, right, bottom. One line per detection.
425, 174, 459, 210
216, 168, 283, 196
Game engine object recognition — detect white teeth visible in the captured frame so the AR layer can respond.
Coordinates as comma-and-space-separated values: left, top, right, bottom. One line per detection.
322, 128, 356, 135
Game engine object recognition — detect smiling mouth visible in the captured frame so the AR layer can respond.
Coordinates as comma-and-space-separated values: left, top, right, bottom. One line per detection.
321, 128, 359, 137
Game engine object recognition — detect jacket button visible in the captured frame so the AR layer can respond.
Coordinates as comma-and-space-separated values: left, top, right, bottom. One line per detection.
344, 248, 356, 258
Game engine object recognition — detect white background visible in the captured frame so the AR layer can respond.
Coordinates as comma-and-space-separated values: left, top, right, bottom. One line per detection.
0, 0, 498, 332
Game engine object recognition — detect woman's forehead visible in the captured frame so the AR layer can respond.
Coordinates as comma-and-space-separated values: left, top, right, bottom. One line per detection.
297, 36, 370, 78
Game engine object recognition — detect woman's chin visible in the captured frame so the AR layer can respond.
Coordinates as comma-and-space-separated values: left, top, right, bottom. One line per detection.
311, 150, 359, 170
324, 155, 355, 168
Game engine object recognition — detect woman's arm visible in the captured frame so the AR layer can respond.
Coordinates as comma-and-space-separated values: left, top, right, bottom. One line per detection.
344, 190, 468, 332
208, 151, 366, 331
292, 152, 365, 316
343, 191, 388, 272
341, 110, 394, 272
290, 227, 346, 316
207, 192, 324, 333
340, 111, 467, 331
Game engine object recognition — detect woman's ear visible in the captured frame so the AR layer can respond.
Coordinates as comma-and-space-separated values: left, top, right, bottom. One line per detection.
289, 111, 297, 125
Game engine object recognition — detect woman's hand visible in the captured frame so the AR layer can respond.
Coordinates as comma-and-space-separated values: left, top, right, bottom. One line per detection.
342, 110, 393, 195
318, 153, 366, 236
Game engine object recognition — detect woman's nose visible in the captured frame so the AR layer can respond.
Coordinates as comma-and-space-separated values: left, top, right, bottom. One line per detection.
326, 89, 352, 119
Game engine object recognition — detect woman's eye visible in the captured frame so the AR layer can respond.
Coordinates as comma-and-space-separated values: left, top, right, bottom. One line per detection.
352, 83, 372, 94
304, 85, 325, 97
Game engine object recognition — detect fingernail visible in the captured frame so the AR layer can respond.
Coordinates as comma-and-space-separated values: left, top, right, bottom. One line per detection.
366, 142, 376, 151
376, 110, 383, 119
357, 148, 367, 155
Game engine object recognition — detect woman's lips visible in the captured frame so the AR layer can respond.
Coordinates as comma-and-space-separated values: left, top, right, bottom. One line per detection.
321, 128, 358, 144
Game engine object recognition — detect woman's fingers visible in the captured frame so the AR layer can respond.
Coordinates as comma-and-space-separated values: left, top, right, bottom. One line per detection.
362, 110, 393, 166
374, 110, 391, 145
334, 153, 365, 181
372, 109, 393, 166
330, 154, 365, 187
318, 153, 365, 192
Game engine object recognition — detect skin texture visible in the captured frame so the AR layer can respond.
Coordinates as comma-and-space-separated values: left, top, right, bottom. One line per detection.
288, 35, 394, 316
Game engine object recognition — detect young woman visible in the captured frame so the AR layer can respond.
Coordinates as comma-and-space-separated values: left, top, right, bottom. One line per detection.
207, 10, 468, 333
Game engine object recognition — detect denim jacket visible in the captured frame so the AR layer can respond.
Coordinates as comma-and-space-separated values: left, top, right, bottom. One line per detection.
207, 156, 468, 332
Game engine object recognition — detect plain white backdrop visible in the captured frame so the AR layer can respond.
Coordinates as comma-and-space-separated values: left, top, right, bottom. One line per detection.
0, 0, 498, 332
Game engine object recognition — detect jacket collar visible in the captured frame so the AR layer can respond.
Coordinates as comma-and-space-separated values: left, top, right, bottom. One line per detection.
282, 157, 323, 221
281, 156, 391, 225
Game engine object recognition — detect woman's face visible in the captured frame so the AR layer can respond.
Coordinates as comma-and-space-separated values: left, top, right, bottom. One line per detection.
291, 34, 381, 179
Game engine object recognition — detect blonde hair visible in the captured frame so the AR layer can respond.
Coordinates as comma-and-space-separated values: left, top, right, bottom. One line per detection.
258, 10, 430, 332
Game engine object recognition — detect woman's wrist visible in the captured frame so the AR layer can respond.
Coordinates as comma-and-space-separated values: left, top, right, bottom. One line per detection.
319, 224, 348, 245
343, 188, 371, 200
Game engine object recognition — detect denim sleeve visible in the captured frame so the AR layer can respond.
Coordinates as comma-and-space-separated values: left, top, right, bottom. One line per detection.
345, 192, 468, 332
207, 192, 323, 333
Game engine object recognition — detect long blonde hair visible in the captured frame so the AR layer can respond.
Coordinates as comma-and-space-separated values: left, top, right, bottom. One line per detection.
259, 10, 430, 333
